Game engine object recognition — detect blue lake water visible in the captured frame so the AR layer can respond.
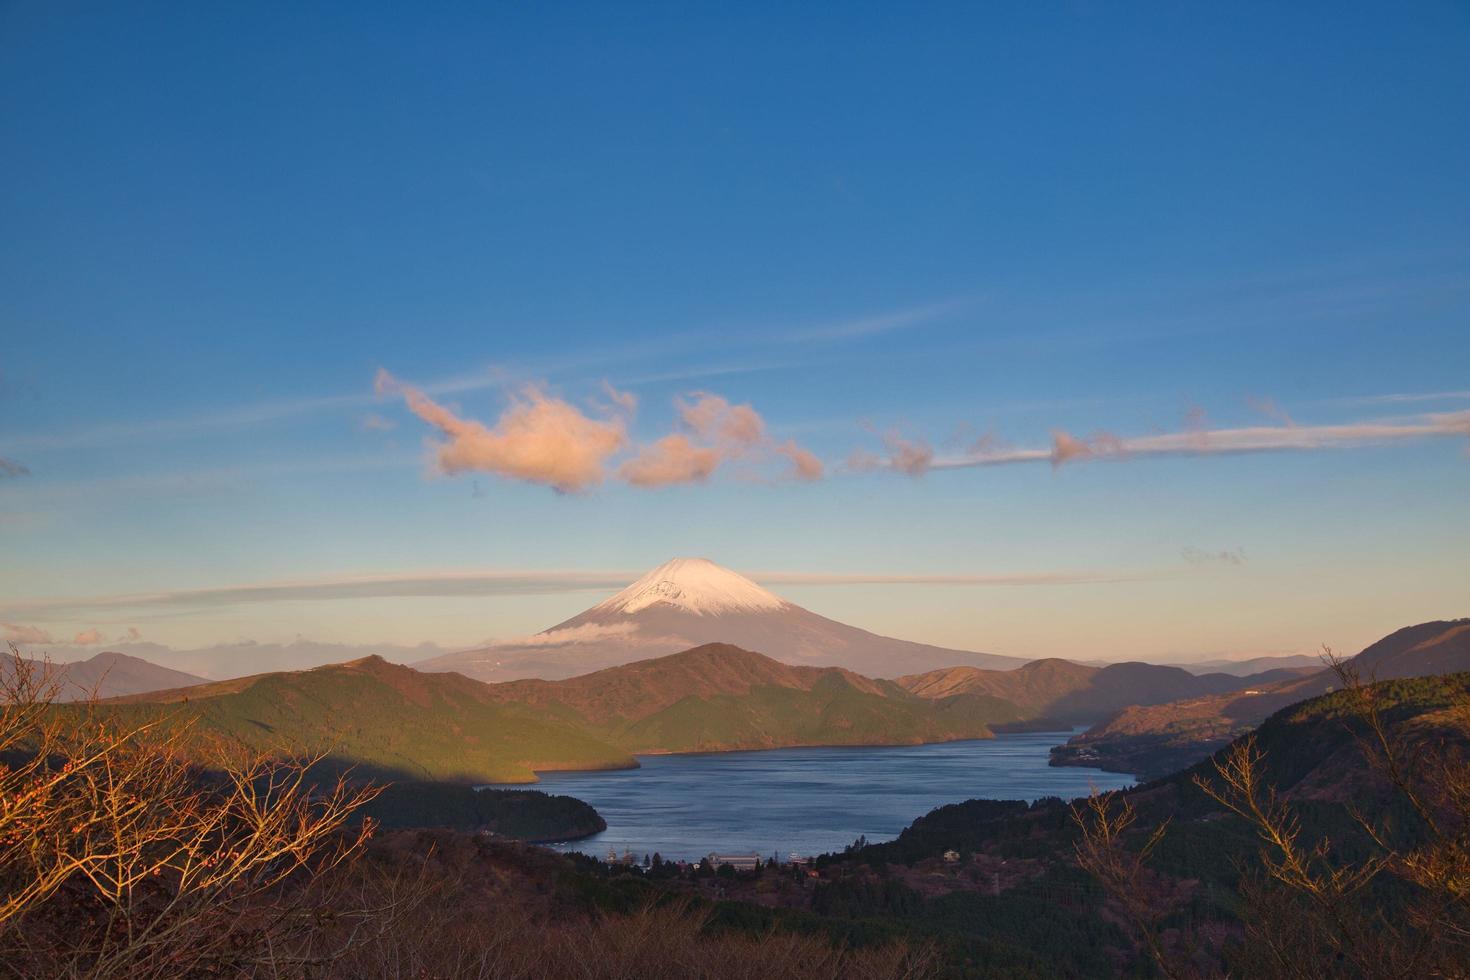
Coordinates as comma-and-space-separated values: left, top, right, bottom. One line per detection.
522, 731, 1133, 862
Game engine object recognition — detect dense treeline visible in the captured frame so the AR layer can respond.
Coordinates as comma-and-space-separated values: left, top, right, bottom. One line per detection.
357, 782, 607, 840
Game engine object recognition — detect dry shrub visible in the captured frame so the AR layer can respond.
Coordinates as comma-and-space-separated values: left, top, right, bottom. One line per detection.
1075, 650, 1470, 980
322, 831, 935, 980
0, 646, 382, 978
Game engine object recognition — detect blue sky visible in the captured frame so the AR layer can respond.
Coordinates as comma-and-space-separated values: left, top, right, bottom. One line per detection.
2, 2, 1467, 663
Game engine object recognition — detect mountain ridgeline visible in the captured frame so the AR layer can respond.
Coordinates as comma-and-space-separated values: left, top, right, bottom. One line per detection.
895, 656, 1312, 725
101, 644, 1018, 783
1053, 619, 1470, 779
2, 651, 208, 701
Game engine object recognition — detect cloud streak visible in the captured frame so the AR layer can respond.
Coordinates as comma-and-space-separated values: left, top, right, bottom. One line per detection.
1182, 546, 1247, 566
917, 409, 1470, 471
5, 565, 1165, 619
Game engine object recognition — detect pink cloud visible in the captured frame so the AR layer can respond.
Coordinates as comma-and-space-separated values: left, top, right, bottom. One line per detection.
359, 413, 397, 432
1247, 396, 1295, 427
72, 628, 104, 645
381, 370, 821, 490
622, 392, 823, 486
776, 439, 825, 481
600, 381, 639, 416
1050, 431, 1091, 466
678, 393, 767, 448
385, 372, 629, 493
373, 367, 399, 397
619, 434, 722, 487
847, 429, 935, 476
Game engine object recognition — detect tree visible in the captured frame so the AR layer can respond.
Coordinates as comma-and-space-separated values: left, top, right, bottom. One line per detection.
1074, 651, 1470, 979
0, 646, 384, 978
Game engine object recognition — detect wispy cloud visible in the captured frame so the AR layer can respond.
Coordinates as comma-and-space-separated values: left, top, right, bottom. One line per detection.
5, 564, 1166, 619
359, 413, 397, 432
487, 621, 641, 648
916, 409, 1470, 471
1246, 396, 1295, 427
1, 452, 415, 505
777, 299, 967, 343
0, 457, 29, 478
1182, 546, 1247, 566
1328, 390, 1470, 406
2, 621, 54, 644
4, 392, 375, 454
72, 628, 103, 644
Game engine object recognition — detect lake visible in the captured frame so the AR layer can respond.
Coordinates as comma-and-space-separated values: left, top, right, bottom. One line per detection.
526, 731, 1133, 862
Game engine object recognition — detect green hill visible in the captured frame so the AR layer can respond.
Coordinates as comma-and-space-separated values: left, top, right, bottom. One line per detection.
100, 644, 1013, 782
102, 656, 637, 783
488, 643, 1018, 753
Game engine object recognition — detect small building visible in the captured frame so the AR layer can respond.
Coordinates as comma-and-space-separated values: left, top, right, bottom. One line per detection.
707, 852, 762, 871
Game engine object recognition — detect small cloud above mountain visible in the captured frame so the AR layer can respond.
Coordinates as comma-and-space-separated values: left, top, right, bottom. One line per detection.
2, 621, 54, 644
1182, 546, 1247, 566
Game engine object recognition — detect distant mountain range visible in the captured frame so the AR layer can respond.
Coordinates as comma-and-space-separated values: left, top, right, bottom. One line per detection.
895, 657, 1314, 724
416, 557, 1029, 681
1053, 619, 1470, 778
1171, 653, 1326, 676
102, 643, 1016, 782
9, 639, 451, 681
55, 617, 1470, 786
3, 651, 207, 701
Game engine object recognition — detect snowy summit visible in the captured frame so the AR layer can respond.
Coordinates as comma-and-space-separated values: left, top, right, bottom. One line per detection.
590, 558, 789, 617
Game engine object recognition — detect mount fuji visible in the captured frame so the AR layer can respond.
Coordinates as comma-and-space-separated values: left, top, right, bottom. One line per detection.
415, 557, 1028, 682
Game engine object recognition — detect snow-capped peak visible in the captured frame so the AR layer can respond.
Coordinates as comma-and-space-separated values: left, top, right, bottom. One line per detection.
590, 558, 789, 616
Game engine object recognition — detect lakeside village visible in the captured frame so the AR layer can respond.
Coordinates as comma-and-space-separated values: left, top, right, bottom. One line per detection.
549, 837, 1033, 910
593, 844, 966, 877
604, 849, 820, 874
